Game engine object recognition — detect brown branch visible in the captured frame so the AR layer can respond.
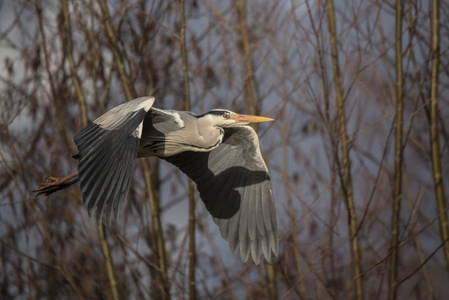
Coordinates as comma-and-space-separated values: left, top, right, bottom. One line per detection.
35, 0, 76, 155
204, 0, 239, 32
280, 19, 308, 299
238, 0, 258, 122
180, 0, 197, 299
388, 0, 404, 299
429, 0, 449, 272
61, 0, 88, 127
326, 0, 363, 299
98, 0, 136, 101
397, 237, 449, 287
98, 224, 120, 300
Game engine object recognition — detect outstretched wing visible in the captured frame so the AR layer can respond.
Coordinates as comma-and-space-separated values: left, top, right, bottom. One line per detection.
164, 126, 278, 264
74, 96, 155, 225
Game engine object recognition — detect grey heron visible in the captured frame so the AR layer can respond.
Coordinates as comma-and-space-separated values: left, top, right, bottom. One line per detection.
38, 96, 278, 264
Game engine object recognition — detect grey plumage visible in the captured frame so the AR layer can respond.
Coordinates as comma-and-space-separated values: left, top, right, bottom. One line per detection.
74, 97, 153, 224
164, 127, 278, 263
73, 96, 278, 264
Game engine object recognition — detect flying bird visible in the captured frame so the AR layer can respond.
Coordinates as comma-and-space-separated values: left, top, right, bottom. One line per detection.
37, 96, 278, 264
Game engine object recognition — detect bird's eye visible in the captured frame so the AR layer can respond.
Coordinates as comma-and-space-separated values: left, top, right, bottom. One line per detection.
223, 112, 230, 119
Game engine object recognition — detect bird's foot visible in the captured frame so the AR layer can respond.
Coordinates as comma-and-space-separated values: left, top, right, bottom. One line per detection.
33, 172, 80, 197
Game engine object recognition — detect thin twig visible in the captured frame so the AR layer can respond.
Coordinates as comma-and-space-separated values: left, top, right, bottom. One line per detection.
388, 0, 404, 299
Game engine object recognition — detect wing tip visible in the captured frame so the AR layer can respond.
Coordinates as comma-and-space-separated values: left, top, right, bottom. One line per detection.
134, 96, 155, 112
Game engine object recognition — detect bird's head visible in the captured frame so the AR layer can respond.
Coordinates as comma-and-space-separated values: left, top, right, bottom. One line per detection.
202, 109, 274, 128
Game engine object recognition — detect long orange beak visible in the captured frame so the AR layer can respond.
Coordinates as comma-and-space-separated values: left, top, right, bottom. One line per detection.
230, 113, 274, 123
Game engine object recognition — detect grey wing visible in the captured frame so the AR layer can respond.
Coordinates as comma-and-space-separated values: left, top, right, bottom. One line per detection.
138, 107, 196, 157
74, 96, 155, 225
138, 108, 191, 157
164, 126, 278, 264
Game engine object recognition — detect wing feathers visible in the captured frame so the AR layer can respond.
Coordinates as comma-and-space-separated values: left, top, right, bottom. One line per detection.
238, 176, 250, 262
74, 97, 154, 225
164, 126, 278, 264
227, 210, 240, 253
248, 185, 257, 241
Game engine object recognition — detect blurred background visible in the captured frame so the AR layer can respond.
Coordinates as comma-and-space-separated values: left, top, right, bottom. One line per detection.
1, 0, 448, 299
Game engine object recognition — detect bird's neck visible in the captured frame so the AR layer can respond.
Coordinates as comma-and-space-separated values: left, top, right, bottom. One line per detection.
194, 125, 224, 152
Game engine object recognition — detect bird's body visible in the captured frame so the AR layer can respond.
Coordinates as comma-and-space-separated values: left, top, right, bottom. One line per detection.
73, 96, 278, 264
138, 108, 224, 157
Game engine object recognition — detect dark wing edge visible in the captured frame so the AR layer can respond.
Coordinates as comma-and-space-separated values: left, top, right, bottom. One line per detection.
164, 126, 278, 264
74, 96, 155, 225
